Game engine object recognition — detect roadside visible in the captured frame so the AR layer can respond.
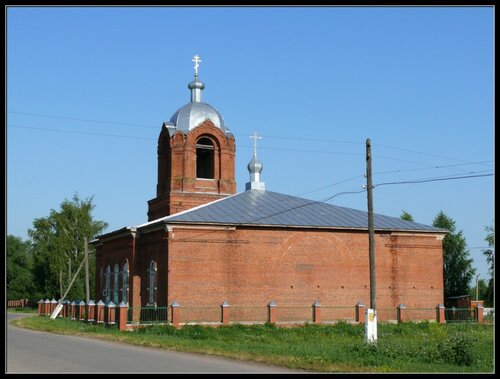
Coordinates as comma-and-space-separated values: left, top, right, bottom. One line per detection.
8, 312, 494, 373
6, 312, 299, 373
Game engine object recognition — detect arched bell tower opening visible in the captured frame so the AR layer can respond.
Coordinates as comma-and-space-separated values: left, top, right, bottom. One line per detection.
196, 137, 215, 179
147, 56, 236, 221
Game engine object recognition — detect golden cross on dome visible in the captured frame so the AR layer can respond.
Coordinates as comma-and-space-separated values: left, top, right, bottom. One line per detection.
192, 54, 201, 78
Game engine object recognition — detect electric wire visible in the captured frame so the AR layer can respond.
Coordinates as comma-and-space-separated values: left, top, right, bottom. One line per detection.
8, 110, 489, 167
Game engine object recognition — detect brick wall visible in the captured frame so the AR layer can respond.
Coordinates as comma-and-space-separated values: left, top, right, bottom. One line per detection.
147, 121, 236, 220
162, 226, 444, 310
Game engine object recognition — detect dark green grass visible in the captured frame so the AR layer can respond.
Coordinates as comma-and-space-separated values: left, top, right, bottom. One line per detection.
11, 316, 494, 373
7, 307, 38, 313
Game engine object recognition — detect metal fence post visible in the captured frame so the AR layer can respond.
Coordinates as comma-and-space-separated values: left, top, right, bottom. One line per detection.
171, 301, 181, 328
397, 304, 406, 323
221, 301, 230, 325
356, 302, 365, 323
268, 301, 277, 324
313, 300, 321, 324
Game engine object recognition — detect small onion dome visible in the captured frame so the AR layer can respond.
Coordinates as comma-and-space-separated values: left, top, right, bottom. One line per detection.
188, 78, 205, 91
247, 155, 263, 174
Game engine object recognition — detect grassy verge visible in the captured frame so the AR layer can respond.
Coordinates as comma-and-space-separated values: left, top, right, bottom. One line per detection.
11, 316, 494, 373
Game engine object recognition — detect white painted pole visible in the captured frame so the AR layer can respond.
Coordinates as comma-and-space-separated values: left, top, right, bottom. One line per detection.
50, 256, 86, 319
364, 308, 378, 343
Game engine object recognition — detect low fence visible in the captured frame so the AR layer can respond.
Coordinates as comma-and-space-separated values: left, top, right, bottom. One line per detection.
37, 299, 488, 331
7, 299, 37, 308
445, 307, 477, 323
127, 307, 170, 325
483, 308, 494, 324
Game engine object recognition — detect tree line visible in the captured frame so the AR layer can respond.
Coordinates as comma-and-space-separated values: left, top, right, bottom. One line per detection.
401, 210, 494, 307
6, 194, 494, 307
7, 193, 107, 301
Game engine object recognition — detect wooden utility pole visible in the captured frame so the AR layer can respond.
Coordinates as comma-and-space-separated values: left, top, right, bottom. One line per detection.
366, 138, 376, 310
84, 237, 90, 303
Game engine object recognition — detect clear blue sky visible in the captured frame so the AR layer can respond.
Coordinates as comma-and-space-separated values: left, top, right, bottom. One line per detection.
7, 6, 494, 282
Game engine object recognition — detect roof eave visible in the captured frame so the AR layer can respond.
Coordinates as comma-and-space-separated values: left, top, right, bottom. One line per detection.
163, 220, 447, 234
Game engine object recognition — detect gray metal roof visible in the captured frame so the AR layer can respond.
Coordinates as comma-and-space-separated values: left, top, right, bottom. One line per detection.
154, 189, 445, 232
170, 101, 226, 133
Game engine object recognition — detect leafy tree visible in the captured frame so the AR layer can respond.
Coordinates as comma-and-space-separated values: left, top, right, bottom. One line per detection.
482, 225, 494, 275
400, 210, 414, 221
470, 278, 492, 307
433, 211, 476, 298
28, 193, 108, 300
7, 235, 35, 300
481, 224, 494, 306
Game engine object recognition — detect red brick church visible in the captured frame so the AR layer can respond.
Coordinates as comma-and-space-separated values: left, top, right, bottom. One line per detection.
93, 56, 446, 321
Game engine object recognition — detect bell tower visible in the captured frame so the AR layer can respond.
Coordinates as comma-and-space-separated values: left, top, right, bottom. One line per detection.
147, 56, 236, 221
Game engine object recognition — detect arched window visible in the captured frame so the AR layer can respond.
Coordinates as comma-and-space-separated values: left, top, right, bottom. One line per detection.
122, 261, 129, 304
113, 263, 120, 304
196, 137, 215, 179
147, 260, 157, 306
105, 265, 111, 303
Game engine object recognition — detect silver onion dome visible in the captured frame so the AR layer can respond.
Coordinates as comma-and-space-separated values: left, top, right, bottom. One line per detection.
247, 155, 263, 174
169, 72, 227, 133
169, 101, 226, 133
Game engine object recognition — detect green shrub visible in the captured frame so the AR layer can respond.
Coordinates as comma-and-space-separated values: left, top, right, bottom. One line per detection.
438, 333, 475, 366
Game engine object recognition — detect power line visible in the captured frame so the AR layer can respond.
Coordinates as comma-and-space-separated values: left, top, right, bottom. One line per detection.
8, 109, 489, 167
233, 132, 360, 145
374, 173, 493, 188
376, 143, 474, 164
172, 170, 492, 243
373, 160, 494, 176
295, 163, 493, 198
10, 123, 493, 173
8, 111, 159, 129
295, 175, 365, 197
321, 188, 367, 203
8, 124, 156, 141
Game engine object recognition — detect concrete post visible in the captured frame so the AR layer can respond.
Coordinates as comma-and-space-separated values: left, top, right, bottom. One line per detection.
96, 300, 105, 324
87, 300, 95, 322
221, 301, 230, 325
356, 302, 365, 323
313, 300, 321, 324
397, 304, 406, 323
106, 301, 116, 325
118, 301, 128, 331
474, 303, 484, 323
436, 304, 446, 324
268, 301, 277, 324
171, 301, 181, 328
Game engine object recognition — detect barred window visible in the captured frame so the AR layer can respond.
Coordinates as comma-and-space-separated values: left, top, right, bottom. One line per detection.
113, 264, 120, 304
105, 265, 111, 303
147, 260, 157, 306
122, 261, 129, 304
